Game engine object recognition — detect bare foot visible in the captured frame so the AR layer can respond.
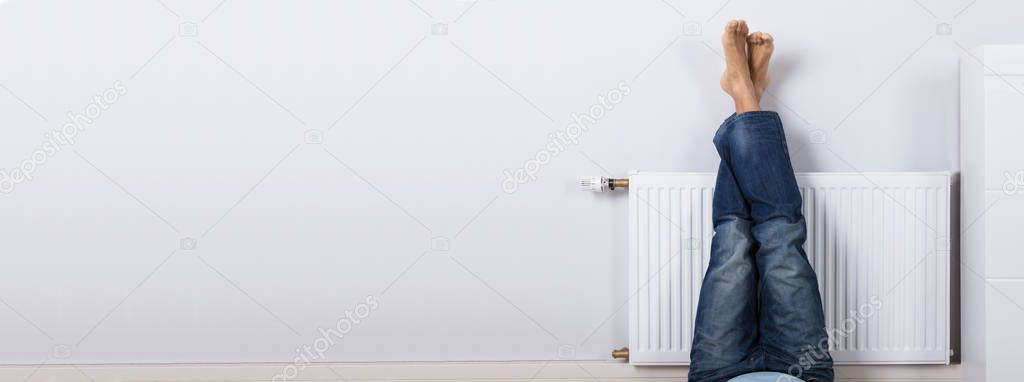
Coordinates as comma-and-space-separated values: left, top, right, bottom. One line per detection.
719, 20, 759, 113
747, 31, 774, 100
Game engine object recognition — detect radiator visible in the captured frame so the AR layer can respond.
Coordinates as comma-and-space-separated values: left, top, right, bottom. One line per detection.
626, 172, 952, 365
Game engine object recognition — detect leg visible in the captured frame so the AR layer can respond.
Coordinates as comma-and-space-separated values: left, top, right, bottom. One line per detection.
688, 20, 763, 382
692, 20, 834, 381
730, 31, 835, 382
719, 20, 760, 114
687, 159, 762, 381
717, 111, 834, 382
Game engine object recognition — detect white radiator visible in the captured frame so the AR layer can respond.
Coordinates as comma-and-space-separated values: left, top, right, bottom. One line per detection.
627, 172, 952, 365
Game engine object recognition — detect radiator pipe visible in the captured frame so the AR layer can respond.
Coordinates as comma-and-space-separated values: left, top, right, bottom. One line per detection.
610, 178, 629, 189
611, 347, 629, 360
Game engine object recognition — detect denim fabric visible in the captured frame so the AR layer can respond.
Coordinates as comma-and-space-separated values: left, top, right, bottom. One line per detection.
688, 111, 834, 382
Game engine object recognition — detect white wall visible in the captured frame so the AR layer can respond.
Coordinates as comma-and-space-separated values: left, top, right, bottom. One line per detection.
0, 0, 1020, 365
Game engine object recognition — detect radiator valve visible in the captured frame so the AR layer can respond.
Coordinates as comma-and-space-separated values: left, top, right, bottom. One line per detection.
580, 176, 629, 192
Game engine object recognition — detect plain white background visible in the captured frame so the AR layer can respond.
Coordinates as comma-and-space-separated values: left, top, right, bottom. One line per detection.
0, 0, 1020, 364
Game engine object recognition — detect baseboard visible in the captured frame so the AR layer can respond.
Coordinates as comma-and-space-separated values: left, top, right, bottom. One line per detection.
0, 361, 961, 381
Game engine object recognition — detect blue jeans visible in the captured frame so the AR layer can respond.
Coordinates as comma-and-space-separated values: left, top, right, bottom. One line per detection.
688, 111, 834, 382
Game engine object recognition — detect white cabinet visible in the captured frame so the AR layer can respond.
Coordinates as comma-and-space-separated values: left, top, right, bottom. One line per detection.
985, 280, 1024, 380
983, 77, 1024, 192
961, 45, 1024, 382
985, 192, 1024, 278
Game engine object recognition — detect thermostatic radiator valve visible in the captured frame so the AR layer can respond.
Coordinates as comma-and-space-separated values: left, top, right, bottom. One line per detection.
580, 176, 629, 192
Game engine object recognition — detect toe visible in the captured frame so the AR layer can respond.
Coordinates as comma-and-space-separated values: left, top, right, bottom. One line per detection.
736, 20, 749, 35
725, 20, 738, 32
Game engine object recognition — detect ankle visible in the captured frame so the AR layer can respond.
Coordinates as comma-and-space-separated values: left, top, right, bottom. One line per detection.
734, 97, 761, 114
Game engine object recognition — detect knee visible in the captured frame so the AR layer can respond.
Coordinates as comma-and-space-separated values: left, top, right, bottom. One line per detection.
713, 122, 753, 153
762, 257, 816, 284
708, 218, 757, 277
752, 217, 806, 246
752, 220, 815, 271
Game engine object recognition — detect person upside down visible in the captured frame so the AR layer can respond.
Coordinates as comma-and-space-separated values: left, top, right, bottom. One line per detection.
687, 20, 834, 382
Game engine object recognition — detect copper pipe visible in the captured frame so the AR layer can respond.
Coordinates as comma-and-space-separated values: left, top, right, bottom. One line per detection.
609, 178, 629, 190
611, 347, 629, 360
